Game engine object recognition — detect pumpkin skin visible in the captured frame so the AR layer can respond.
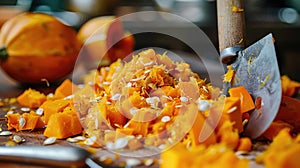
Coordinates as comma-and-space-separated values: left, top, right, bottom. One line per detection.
0, 12, 81, 83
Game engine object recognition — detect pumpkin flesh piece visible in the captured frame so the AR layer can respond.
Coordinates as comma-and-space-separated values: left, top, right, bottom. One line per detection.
40, 99, 70, 124
44, 110, 82, 139
189, 112, 217, 147
222, 97, 243, 133
6, 112, 45, 131
54, 79, 79, 99
17, 88, 46, 108
228, 86, 255, 113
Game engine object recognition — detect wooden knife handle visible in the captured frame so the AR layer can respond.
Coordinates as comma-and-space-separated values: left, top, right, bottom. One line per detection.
217, 0, 246, 52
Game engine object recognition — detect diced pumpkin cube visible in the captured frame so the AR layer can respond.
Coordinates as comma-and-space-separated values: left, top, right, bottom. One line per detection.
209, 97, 243, 133
275, 96, 300, 132
126, 110, 155, 136
115, 128, 134, 139
17, 88, 46, 108
229, 86, 255, 113
43, 110, 82, 139
160, 102, 175, 117
178, 81, 200, 100
54, 79, 79, 99
188, 112, 216, 147
99, 97, 127, 128
257, 128, 300, 168
262, 120, 294, 141
40, 99, 70, 124
217, 121, 239, 149
6, 113, 19, 130
22, 112, 45, 130
161, 86, 180, 98
129, 91, 148, 108
161, 143, 249, 168
6, 112, 45, 131
222, 97, 243, 133
281, 75, 300, 97
236, 137, 252, 152
161, 144, 194, 168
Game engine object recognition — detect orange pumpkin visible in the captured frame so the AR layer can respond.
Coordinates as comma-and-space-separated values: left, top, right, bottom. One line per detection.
77, 16, 134, 67
0, 12, 81, 83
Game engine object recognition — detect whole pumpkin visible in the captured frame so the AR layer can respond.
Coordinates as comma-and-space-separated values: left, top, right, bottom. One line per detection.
77, 16, 134, 68
0, 12, 81, 84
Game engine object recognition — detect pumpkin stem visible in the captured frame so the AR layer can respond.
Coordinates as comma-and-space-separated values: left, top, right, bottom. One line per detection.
0, 46, 8, 60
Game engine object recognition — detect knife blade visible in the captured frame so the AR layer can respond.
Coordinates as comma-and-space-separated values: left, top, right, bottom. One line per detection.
217, 0, 282, 138
229, 33, 282, 138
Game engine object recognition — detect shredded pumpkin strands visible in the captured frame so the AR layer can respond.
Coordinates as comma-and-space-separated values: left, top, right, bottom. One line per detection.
79, 49, 215, 149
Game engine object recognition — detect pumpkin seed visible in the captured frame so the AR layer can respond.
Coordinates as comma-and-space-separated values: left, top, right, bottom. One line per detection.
0, 131, 12, 136
66, 137, 78, 143
227, 106, 237, 114
162, 95, 172, 100
158, 144, 166, 150
186, 140, 192, 149
123, 122, 130, 128
77, 84, 84, 88
144, 158, 154, 166
175, 104, 183, 108
20, 107, 30, 112
47, 93, 54, 97
180, 96, 189, 103
106, 142, 115, 150
143, 69, 151, 74
126, 158, 141, 167
202, 86, 209, 93
84, 136, 96, 146
197, 99, 211, 111
143, 61, 153, 66
6, 110, 14, 115
114, 138, 128, 149
35, 108, 44, 116
161, 116, 171, 123
74, 136, 86, 141
111, 94, 121, 101
130, 76, 144, 82
19, 116, 26, 128
129, 108, 139, 115
126, 82, 132, 87
235, 150, 249, 156
63, 94, 74, 100
13, 135, 23, 144
242, 119, 249, 126
146, 96, 160, 104
43, 137, 56, 145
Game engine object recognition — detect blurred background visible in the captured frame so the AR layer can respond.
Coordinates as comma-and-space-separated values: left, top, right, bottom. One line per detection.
0, 0, 300, 82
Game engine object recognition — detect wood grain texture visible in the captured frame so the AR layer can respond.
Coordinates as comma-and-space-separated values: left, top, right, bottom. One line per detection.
217, 0, 246, 52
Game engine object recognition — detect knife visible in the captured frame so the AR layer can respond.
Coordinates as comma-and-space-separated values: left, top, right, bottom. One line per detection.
217, 0, 282, 138
0, 146, 102, 168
